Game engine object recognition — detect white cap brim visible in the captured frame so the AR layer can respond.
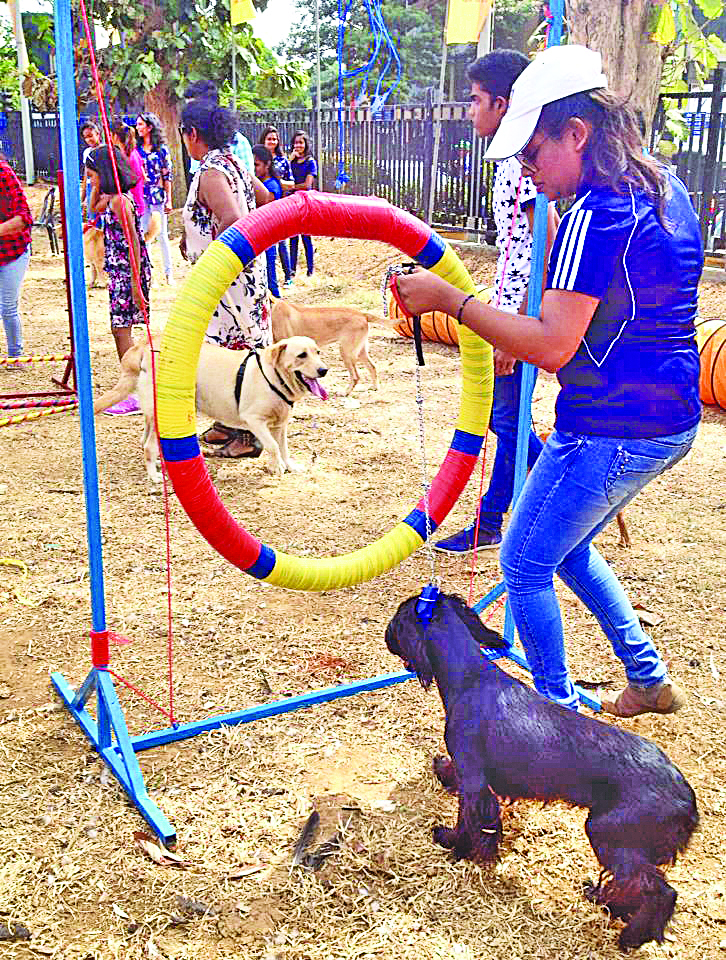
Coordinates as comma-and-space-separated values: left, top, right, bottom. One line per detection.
484, 104, 542, 162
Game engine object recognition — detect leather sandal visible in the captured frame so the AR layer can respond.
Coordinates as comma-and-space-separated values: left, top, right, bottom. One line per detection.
200, 422, 235, 446
203, 429, 263, 459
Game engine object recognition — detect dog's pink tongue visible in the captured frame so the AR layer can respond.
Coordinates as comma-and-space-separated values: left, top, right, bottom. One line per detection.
305, 377, 328, 401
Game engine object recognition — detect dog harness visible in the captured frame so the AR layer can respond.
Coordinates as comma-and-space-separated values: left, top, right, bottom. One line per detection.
234, 351, 293, 408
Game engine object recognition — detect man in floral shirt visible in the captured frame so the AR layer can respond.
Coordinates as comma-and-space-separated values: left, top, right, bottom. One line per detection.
436, 50, 557, 553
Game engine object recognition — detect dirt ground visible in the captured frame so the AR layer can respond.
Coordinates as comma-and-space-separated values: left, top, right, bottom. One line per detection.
0, 183, 725, 960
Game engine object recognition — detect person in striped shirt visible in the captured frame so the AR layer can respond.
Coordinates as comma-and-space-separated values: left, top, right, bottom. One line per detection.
395, 45, 701, 718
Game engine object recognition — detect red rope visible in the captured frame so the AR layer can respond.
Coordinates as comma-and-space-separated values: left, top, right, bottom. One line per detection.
78, 0, 176, 724
101, 668, 175, 723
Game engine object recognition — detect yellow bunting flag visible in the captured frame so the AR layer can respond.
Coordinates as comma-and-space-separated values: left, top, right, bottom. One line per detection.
445, 0, 493, 45
231, 0, 256, 26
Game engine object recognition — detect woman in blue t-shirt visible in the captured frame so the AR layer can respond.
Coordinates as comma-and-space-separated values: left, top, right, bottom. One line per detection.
135, 112, 174, 284
395, 46, 701, 719
252, 144, 286, 298
258, 126, 293, 287
288, 130, 317, 278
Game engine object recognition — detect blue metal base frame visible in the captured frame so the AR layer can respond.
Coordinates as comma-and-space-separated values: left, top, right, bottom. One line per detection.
52, 601, 599, 845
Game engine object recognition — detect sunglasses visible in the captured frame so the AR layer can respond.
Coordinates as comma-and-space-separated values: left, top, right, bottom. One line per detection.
515, 134, 552, 174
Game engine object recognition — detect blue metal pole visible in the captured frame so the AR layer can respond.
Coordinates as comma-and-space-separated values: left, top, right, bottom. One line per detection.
502, 0, 566, 647
53, 0, 107, 634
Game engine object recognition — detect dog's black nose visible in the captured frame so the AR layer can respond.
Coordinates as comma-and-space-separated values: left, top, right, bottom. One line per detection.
318, 367, 328, 377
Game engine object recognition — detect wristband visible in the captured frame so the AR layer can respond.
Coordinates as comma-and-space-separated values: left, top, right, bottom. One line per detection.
456, 293, 476, 325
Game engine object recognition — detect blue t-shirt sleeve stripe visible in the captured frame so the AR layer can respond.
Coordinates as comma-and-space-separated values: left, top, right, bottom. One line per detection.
550, 207, 617, 299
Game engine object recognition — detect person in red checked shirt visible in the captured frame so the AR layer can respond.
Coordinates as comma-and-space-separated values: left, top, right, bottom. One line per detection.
0, 161, 32, 358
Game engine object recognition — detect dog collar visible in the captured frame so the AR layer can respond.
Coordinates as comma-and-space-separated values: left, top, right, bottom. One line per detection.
234, 351, 294, 408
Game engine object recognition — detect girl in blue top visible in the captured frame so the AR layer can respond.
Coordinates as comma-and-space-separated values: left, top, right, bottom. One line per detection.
396, 46, 701, 719
135, 112, 174, 284
258, 126, 293, 286
252, 144, 284, 298
288, 130, 317, 278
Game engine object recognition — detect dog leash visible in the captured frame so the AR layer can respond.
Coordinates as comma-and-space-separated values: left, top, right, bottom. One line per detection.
383, 264, 439, 627
234, 351, 293, 408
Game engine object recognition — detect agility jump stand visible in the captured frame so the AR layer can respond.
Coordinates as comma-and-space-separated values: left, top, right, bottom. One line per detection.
49, 0, 597, 847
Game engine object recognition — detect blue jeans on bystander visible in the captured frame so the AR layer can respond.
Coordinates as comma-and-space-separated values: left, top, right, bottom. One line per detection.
1, 247, 30, 357
265, 247, 281, 298
500, 425, 699, 710
479, 362, 544, 534
290, 234, 314, 276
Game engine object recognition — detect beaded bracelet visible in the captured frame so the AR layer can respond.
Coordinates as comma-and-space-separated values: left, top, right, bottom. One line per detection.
456, 293, 476, 325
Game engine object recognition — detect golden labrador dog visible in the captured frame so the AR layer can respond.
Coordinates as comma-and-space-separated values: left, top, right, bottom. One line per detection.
83, 212, 161, 289
271, 298, 384, 395
94, 333, 328, 482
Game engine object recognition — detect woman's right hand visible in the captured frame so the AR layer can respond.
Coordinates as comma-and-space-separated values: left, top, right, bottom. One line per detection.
179, 232, 187, 261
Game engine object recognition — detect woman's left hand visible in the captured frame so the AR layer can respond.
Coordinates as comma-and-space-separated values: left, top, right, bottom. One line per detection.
164, 198, 172, 215
394, 267, 456, 318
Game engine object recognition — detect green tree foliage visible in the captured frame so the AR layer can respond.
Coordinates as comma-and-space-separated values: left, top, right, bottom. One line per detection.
278, 0, 445, 105
0, 23, 19, 109
492, 0, 542, 51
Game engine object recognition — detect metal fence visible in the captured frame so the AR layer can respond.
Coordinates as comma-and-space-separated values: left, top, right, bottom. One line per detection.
5, 84, 726, 252
651, 67, 726, 252
238, 103, 497, 241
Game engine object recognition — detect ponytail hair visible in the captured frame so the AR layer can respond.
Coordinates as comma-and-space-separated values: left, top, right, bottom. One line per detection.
110, 117, 136, 157
181, 99, 238, 150
537, 89, 671, 227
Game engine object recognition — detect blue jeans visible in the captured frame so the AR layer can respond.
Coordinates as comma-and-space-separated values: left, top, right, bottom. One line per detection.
479, 362, 544, 534
265, 246, 281, 298
278, 240, 292, 281
290, 234, 314, 275
141, 204, 172, 279
1, 247, 30, 357
500, 425, 698, 710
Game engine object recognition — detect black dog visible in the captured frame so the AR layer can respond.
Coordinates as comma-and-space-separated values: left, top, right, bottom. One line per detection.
385, 592, 698, 950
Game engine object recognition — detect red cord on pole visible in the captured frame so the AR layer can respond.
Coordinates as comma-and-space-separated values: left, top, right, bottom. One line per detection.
78, 0, 176, 724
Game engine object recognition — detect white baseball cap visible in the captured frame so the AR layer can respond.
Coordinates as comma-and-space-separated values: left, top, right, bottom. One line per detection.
484, 45, 608, 161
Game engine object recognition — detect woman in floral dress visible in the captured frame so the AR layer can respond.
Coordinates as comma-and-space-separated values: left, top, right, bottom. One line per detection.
180, 93, 272, 457
87, 145, 151, 416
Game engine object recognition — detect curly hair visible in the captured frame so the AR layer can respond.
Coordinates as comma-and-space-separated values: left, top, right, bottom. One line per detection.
538, 89, 671, 226
180, 99, 237, 150
136, 112, 166, 150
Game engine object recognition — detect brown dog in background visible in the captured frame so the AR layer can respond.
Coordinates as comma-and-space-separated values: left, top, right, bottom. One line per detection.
271, 298, 383, 395
83, 211, 162, 289
83, 224, 106, 288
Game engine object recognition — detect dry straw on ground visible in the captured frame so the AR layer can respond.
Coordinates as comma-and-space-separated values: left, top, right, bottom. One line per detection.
0, 186, 725, 959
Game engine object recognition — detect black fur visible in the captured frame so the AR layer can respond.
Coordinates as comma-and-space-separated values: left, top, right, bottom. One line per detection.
385, 592, 698, 950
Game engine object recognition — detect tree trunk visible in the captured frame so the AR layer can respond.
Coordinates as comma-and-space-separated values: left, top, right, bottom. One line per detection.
566, 0, 667, 137
143, 85, 186, 209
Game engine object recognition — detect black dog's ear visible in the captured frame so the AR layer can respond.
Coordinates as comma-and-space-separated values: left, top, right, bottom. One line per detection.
385, 595, 434, 689
446, 594, 508, 649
